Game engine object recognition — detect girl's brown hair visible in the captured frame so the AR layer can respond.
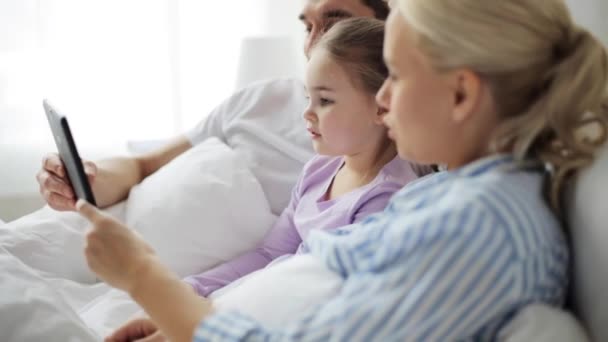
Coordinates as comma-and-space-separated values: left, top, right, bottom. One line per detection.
316, 17, 388, 96
315, 17, 434, 178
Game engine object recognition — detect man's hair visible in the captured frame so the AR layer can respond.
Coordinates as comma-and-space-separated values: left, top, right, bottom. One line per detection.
362, 0, 390, 20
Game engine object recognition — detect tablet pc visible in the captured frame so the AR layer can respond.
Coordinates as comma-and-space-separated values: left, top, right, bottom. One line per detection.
43, 99, 97, 206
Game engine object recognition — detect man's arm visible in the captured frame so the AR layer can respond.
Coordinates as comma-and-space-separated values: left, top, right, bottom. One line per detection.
93, 135, 193, 207
38, 135, 192, 210
39, 78, 273, 211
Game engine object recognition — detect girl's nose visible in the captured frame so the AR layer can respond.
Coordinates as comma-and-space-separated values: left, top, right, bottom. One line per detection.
302, 106, 317, 122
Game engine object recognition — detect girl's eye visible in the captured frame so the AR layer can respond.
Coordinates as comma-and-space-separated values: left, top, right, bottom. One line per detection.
320, 98, 334, 106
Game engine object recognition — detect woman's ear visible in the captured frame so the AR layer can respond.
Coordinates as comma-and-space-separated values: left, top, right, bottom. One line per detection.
450, 69, 482, 123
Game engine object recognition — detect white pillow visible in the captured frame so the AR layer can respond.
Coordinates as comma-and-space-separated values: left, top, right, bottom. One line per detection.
566, 142, 608, 341
499, 304, 589, 342
125, 138, 277, 277
211, 254, 343, 328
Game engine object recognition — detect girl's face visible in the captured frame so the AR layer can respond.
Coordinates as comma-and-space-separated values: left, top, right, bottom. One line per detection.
304, 48, 387, 156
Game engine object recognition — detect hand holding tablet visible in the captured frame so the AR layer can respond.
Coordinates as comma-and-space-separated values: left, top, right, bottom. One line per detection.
42, 100, 97, 207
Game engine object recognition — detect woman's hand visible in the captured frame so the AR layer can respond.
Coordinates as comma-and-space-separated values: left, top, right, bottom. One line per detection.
105, 318, 167, 342
78, 200, 214, 342
77, 200, 156, 293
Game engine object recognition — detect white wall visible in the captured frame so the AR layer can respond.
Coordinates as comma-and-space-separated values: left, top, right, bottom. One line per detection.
566, 0, 608, 45
1, 1, 605, 222
259, 0, 307, 79
0, 1, 306, 222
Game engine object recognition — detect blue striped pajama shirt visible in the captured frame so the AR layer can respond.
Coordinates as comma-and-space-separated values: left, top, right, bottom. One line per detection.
194, 155, 569, 341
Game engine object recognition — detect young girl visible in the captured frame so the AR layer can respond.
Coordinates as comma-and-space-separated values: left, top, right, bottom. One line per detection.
182, 18, 425, 297
79, 2, 608, 340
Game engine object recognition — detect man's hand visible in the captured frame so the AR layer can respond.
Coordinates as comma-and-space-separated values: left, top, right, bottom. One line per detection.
105, 318, 167, 342
77, 200, 156, 292
37, 153, 97, 211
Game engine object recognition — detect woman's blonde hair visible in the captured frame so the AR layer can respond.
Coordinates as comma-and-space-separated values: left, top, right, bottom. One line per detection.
396, 0, 608, 210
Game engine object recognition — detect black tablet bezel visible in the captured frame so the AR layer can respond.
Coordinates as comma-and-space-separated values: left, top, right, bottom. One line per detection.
43, 100, 97, 206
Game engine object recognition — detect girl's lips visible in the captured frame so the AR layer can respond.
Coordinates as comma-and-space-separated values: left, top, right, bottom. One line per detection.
307, 128, 321, 138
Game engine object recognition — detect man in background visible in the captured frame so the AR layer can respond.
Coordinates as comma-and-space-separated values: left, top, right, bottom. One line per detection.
36, 0, 391, 216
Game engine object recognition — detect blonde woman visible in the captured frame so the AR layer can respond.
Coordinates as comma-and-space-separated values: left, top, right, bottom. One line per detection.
78, 1, 608, 341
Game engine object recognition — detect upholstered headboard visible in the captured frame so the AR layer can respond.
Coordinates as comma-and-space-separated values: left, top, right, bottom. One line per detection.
567, 142, 608, 341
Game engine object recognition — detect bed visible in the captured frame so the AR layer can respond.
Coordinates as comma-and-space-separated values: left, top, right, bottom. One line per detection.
0, 136, 606, 341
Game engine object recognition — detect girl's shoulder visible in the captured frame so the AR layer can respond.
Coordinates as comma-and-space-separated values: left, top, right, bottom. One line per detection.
299, 156, 423, 195
301, 155, 343, 177
293, 156, 343, 194
376, 157, 423, 187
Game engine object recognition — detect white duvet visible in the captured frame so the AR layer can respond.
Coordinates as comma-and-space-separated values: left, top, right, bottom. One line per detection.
0, 242, 99, 341
0, 138, 346, 341
0, 211, 343, 341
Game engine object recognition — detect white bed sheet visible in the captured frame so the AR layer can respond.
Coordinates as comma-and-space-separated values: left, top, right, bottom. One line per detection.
0, 204, 342, 339
0, 236, 99, 341
0, 213, 140, 338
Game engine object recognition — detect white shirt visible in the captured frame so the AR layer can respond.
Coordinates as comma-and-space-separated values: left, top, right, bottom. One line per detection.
186, 78, 314, 214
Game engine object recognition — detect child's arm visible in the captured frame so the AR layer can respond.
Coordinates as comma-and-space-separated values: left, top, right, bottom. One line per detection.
183, 210, 301, 295
184, 180, 304, 296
